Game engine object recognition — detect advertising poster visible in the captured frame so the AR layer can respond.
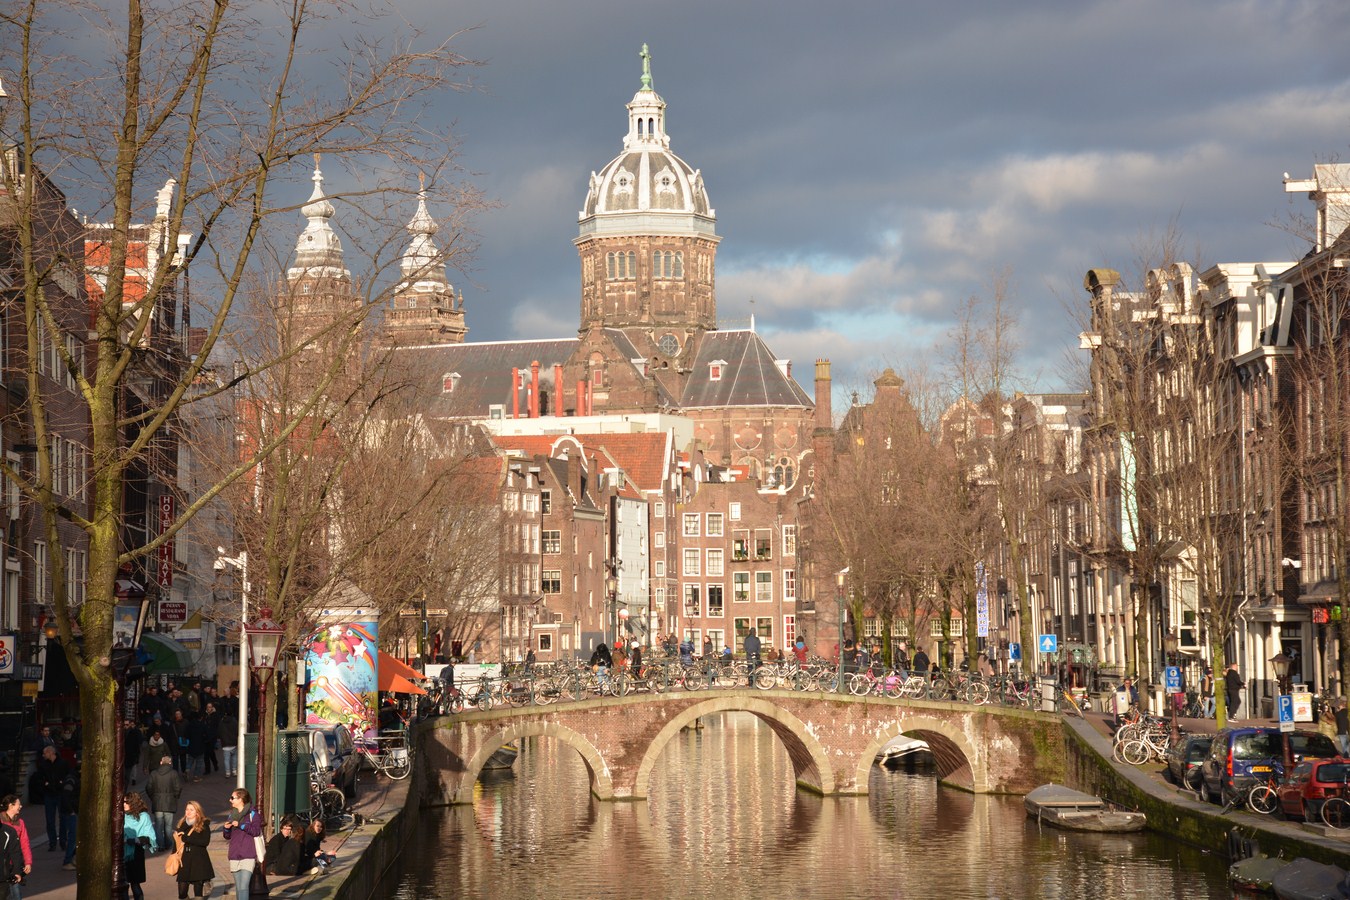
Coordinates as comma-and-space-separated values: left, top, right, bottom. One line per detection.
304, 617, 378, 739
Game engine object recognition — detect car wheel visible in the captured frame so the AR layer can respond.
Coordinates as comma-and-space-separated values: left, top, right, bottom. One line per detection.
1199, 779, 1213, 804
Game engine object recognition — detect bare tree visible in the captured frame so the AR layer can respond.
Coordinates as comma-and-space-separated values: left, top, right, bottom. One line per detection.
0, 2, 478, 894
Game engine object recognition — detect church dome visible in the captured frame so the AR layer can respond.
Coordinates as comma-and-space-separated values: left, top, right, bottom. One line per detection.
578, 45, 716, 239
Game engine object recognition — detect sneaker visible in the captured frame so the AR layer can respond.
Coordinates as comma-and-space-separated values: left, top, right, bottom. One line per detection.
62, 863, 76, 871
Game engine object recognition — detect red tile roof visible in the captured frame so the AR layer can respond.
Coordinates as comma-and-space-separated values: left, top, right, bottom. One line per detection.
490, 431, 673, 491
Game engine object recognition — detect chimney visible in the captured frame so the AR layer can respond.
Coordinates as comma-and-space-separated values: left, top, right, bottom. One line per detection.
511, 368, 520, 419
530, 360, 541, 418
814, 359, 832, 432
554, 364, 565, 416
577, 380, 587, 416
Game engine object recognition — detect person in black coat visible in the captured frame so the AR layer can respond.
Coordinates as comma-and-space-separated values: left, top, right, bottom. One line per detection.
173, 801, 214, 898
184, 714, 207, 781
263, 818, 302, 876
123, 720, 143, 787
200, 704, 221, 777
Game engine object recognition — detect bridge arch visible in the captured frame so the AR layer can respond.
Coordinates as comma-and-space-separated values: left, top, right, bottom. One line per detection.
631, 695, 835, 799
854, 714, 983, 793
457, 721, 615, 803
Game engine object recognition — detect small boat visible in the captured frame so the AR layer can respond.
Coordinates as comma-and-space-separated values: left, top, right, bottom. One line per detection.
1271, 857, 1350, 900
875, 736, 932, 770
483, 741, 519, 771
1024, 783, 1147, 833
1229, 855, 1290, 894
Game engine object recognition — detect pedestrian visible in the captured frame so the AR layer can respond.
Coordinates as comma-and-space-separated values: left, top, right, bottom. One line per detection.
185, 713, 206, 781
263, 817, 302, 876
222, 788, 263, 900
201, 705, 220, 778
34, 746, 68, 854
678, 638, 693, 666
120, 792, 157, 900
146, 755, 182, 850
218, 709, 239, 780
0, 803, 25, 899
0, 795, 31, 892
57, 764, 78, 870
171, 800, 214, 899
743, 630, 761, 685
896, 642, 910, 674
141, 733, 167, 784
1225, 663, 1244, 721
977, 652, 995, 679
912, 645, 930, 675
793, 638, 808, 666
171, 710, 190, 773
629, 643, 642, 679
1200, 667, 1215, 718
1336, 698, 1349, 757
297, 819, 334, 874
523, 648, 536, 677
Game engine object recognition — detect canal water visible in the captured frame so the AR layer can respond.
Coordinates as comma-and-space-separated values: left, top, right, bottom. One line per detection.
377, 712, 1231, 899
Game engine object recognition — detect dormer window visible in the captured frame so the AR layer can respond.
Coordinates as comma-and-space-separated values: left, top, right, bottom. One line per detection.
709, 359, 727, 382
442, 372, 460, 393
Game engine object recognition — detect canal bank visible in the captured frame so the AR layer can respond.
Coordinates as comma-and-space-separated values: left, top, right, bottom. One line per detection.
1062, 713, 1350, 867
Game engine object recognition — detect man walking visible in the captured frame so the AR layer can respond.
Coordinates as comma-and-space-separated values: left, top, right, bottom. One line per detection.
743, 630, 761, 686
145, 754, 182, 849
1224, 663, 1244, 721
34, 745, 68, 852
1335, 698, 1349, 757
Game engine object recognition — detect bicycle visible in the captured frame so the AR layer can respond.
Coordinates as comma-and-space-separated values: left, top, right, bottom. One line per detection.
1320, 767, 1350, 829
1120, 727, 1173, 766
358, 733, 412, 780
296, 766, 346, 825
1246, 774, 1280, 816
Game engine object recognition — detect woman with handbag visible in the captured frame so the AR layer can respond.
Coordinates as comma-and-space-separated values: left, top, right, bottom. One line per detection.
171, 800, 214, 898
121, 792, 157, 900
222, 789, 263, 900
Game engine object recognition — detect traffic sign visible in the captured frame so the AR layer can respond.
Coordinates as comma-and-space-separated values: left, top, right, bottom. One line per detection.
1008, 642, 1021, 661
1038, 634, 1057, 654
1164, 666, 1181, 693
1277, 694, 1295, 733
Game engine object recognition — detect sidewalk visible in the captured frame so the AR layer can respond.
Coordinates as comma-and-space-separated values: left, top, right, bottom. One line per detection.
19, 767, 403, 899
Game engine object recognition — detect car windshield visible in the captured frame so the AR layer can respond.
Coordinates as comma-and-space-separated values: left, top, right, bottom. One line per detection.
1188, 740, 1212, 761
1289, 733, 1338, 758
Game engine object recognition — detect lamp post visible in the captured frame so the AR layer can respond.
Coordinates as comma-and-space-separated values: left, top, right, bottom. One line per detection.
215, 547, 250, 790
835, 567, 849, 689
1163, 630, 1180, 742
111, 589, 153, 898
1270, 651, 1291, 696
1041, 603, 1055, 676
605, 572, 618, 647
996, 626, 1008, 675
245, 608, 283, 834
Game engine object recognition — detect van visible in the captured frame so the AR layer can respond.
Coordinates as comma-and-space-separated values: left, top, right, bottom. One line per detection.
1198, 726, 1339, 805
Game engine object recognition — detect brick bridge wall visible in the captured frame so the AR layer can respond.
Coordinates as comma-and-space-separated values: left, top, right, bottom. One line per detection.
416, 690, 1066, 805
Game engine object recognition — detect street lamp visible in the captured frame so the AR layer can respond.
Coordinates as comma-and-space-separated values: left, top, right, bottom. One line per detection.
996, 626, 1008, 675
605, 571, 619, 646
1270, 651, 1291, 696
111, 588, 153, 897
1163, 630, 1180, 741
245, 608, 283, 834
836, 567, 849, 689
215, 547, 251, 790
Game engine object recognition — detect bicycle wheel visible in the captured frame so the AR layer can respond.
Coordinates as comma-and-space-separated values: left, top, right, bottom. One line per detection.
384, 749, 411, 780
753, 666, 778, 690
474, 689, 493, 711
1182, 765, 1203, 792
1248, 784, 1279, 816
849, 674, 872, 696
318, 786, 346, 820
447, 694, 464, 714
533, 679, 556, 706
790, 670, 813, 692
1120, 739, 1149, 766
928, 677, 953, 700
967, 680, 991, 706
1321, 797, 1350, 829
612, 673, 629, 697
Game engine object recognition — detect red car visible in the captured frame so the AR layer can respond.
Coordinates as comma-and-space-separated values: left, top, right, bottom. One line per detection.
1275, 757, 1350, 822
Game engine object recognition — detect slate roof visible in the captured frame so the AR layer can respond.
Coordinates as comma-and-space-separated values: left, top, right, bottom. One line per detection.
680, 330, 813, 409
393, 339, 577, 419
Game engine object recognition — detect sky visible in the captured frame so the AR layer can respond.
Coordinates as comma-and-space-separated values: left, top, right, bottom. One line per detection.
386, 0, 1350, 399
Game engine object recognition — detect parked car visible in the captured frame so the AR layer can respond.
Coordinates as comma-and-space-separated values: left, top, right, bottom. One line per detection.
1198, 727, 1339, 806
308, 723, 360, 800
1164, 734, 1213, 789
1275, 757, 1350, 822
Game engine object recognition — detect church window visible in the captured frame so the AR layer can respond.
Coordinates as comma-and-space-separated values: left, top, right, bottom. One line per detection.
648, 117, 655, 135
673, 251, 683, 278
637, 118, 644, 136
627, 251, 636, 279
607, 253, 615, 279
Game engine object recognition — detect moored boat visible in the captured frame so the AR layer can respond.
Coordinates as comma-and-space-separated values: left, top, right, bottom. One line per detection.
483, 740, 520, 770
875, 736, 932, 770
1229, 855, 1290, 895
1271, 857, 1350, 900
1024, 783, 1147, 833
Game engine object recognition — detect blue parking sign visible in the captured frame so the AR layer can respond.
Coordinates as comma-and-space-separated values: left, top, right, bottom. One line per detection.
1008, 642, 1021, 661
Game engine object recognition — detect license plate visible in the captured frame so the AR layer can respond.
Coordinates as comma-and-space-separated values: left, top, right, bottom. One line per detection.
1251, 766, 1272, 773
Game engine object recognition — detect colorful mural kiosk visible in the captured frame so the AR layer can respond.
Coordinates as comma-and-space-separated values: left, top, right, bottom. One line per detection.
304, 607, 378, 741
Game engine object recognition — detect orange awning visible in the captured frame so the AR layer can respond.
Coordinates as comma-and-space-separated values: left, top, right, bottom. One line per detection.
377, 650, 427, 694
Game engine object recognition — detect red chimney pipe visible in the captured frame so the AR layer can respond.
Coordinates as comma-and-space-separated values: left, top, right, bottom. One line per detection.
554, 364, 565, 416
512, 368, 520, 419
530, 360, 541, 418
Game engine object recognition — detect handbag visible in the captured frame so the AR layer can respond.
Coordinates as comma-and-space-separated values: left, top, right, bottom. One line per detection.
165, 833, 184, 876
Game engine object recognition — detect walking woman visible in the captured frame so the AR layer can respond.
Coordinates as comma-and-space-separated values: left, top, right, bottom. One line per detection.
1, 795, 32, 896
173, 800, 214, 899
121, 792, 157, 900
222, 789, 262, 900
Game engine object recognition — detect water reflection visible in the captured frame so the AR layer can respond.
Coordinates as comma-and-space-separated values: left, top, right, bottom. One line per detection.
383, 712, 1229, 900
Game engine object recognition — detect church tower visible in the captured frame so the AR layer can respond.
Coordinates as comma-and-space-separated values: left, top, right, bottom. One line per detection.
383, 176, 467, 346
285, 156, 359, 350
575, 44, 720, 363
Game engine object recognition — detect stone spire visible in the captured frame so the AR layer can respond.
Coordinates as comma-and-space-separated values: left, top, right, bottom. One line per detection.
399, 174, 450, 294
383, 174, 466, 346
624, 43, 669, 152
287, 155, 350, 284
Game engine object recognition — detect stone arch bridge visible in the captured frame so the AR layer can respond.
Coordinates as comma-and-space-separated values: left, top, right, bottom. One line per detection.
416, 690, 1066, 805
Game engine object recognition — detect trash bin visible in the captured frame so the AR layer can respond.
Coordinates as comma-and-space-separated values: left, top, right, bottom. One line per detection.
242, 730, 313, 829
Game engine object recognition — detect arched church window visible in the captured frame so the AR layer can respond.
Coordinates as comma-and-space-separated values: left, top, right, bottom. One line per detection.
607, 253, 615, 280
627, 251, 636, 280
673, 251, 683, 279
648, 117, 655, 135
637, 118, 644, 136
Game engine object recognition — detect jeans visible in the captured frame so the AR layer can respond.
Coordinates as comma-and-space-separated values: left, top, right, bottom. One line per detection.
1338, 733, 1349, 756
1202, 696, 1215, 718
44, 796, 61, 848
222, 746, 237, 776
1227, 692, 1241, 719
230, 859, 255, 900
153, 810, 175, 850
61, 813, 77, 864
